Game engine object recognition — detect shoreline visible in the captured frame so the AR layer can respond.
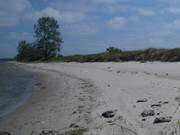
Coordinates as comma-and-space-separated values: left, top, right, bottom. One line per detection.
0, 62, 100, 135
1, 62, 180, 135
0, 62, 39, 119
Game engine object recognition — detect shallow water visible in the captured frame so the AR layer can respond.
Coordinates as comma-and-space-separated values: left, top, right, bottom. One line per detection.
0, 62, 35, 118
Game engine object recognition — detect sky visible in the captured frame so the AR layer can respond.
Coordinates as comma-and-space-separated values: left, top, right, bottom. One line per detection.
1, 0, 180, 58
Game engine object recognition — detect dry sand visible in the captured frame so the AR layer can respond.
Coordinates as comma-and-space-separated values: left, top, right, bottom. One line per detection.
1, 62, 180, 135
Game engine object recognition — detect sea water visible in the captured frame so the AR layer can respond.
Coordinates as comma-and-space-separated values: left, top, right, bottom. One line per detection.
0, 62, 34, 118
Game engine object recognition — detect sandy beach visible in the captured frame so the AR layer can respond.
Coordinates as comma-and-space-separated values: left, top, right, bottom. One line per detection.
1, 62, 180, 135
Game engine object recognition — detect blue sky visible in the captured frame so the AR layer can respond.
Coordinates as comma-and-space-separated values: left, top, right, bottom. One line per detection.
1, 0, 180, 58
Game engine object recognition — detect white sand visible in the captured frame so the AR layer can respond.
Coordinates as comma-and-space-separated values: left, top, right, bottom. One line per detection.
1, 62, 180, 135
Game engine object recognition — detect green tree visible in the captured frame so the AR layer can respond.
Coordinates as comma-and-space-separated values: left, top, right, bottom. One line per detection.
17, 40, 35, 61
106, 47, 122, 53
34, 16, 63, 60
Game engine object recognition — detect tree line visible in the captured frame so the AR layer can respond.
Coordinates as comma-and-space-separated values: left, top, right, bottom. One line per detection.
16, 16, 63, 62
62, 47, 180, 62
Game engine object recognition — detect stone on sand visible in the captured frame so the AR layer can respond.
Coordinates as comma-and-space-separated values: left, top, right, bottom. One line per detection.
39, 130, 59, 135
151, 104, 161, 107
153, 116, 172, 124
136, 98, 148, 103
141, 109, 155, 117
102, 110, 117, 118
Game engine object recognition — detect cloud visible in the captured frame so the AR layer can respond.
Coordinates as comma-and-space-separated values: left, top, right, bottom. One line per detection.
60, 12, 87, 24
168, 19, 180, 29
172, 19, 180, 29
107, 17, 126, 30
167, 7, 180, 14
24, 7, 61, 22
136, 8, 156, 16
24, 7, 87, 24
51, 0, 129, 15
0, 0, 31, 27
64, 23, 98, 36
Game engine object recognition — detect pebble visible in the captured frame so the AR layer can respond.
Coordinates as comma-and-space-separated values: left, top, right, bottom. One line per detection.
153, 116, 172, 124
141, 109, 155, 117
151, 104, 161, 107
102, 110, 117, 118
136, 98, 148, 103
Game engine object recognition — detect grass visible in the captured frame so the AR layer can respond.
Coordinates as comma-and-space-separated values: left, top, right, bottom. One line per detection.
177, 120, 180, 125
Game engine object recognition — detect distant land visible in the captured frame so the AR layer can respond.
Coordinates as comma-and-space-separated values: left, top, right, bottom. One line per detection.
54, 47, 180, 63
3, 47, 180, 63
0, 58, 15, 61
